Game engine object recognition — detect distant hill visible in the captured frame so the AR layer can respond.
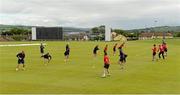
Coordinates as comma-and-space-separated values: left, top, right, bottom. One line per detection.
1, 24, 180, 33
0, 24, 90, 33
126, 26, 180, 32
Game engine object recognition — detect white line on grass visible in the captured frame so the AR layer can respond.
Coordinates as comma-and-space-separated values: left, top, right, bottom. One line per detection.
0, 43, 47, 47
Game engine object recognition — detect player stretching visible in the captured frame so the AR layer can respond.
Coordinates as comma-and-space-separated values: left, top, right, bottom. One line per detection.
40, 43, 45, 55
158, 45, 165, 59
93, 45, 99, 57
104, 44, 108, 55
152, 44, 157, 61
41, 53, 52, 65
102, 53, 111, 78
64, 44, 70, 62
113, 43, 118, 56
16, 51, 25, 71
118, 43, 127, 69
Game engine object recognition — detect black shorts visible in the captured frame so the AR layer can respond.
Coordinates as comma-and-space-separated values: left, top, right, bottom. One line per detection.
104, 64, 110, 69
119, 55, 127, 62
119, 57, 124, 62
153, 52, 156, 56
40, 49, 44, 54
113, 48, 116, 52
93, 51, 97, 55
18, 59, 24, 64
64, 51, 69, 56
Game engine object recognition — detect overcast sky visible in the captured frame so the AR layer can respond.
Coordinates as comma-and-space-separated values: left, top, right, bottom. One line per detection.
0, 0, 180, 29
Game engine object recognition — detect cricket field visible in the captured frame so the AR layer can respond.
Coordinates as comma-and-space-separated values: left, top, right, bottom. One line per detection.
0, 39, 180, 94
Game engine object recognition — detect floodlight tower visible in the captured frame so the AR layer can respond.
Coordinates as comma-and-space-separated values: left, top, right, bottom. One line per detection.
153, 20, 158, 39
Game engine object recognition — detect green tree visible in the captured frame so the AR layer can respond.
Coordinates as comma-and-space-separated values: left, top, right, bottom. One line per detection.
91, 27, 99, 34
1, 28, 30, 35
176, 32, 180, 37
113, 29, 127, 35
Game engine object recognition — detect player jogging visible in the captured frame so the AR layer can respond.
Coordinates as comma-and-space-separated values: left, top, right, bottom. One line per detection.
16, 51, 25, 71
40, 43, 45, 55
64, 44, 70, 62
113, 43, 118, 56
158, 44, 165, 59
162, 42, 168, 57
152, 44, 157, 61
41, 53, 52, 65
102, 52, 110, 78
93, 45, 99, 57
118, 43, 127, 69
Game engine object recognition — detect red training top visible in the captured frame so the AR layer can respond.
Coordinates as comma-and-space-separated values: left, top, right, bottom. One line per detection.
162, 44, 167, 49
104, 55, 109, 64
152, 47, 157, 53
159, 45, 164, 52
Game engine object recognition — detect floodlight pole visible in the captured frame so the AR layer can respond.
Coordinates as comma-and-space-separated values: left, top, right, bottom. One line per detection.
154, 20, 158, 40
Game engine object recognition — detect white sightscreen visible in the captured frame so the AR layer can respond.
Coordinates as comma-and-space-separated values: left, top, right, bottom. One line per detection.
32, 27, 36, 40
105, 26, 111, 41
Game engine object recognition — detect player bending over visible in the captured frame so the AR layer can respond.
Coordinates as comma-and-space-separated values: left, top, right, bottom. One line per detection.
64, 44, 70, 62
152, 44, 157, 61
113, 43, 118, 56
118, 44, 127, 69
16, 51, 25, 71
102, 53, 111, 78
41, 53, 52, 65
93, 45, 99, 57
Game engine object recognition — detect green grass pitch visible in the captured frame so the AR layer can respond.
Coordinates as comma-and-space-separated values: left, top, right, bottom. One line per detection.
0, 39, 180, 94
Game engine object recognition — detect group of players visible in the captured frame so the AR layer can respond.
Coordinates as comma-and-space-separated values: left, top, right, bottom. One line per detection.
152, 41, 168, 61
15, 42, 127, 78
15, 43, 70, 71
15, 41, 167, 78
93, 43, 128, 78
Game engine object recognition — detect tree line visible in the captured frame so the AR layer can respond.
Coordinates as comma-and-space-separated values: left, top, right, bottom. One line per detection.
1, 28, 31, 36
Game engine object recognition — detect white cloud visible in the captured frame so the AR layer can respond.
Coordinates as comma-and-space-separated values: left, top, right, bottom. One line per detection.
0, 0, 180, 29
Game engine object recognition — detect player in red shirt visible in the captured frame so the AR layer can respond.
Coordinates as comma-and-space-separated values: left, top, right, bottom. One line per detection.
152, 44, 157, 61
104, 44, 108, 55
162, 42, 168, 56
102, 52, 110, 78
158, 44, 165, 59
